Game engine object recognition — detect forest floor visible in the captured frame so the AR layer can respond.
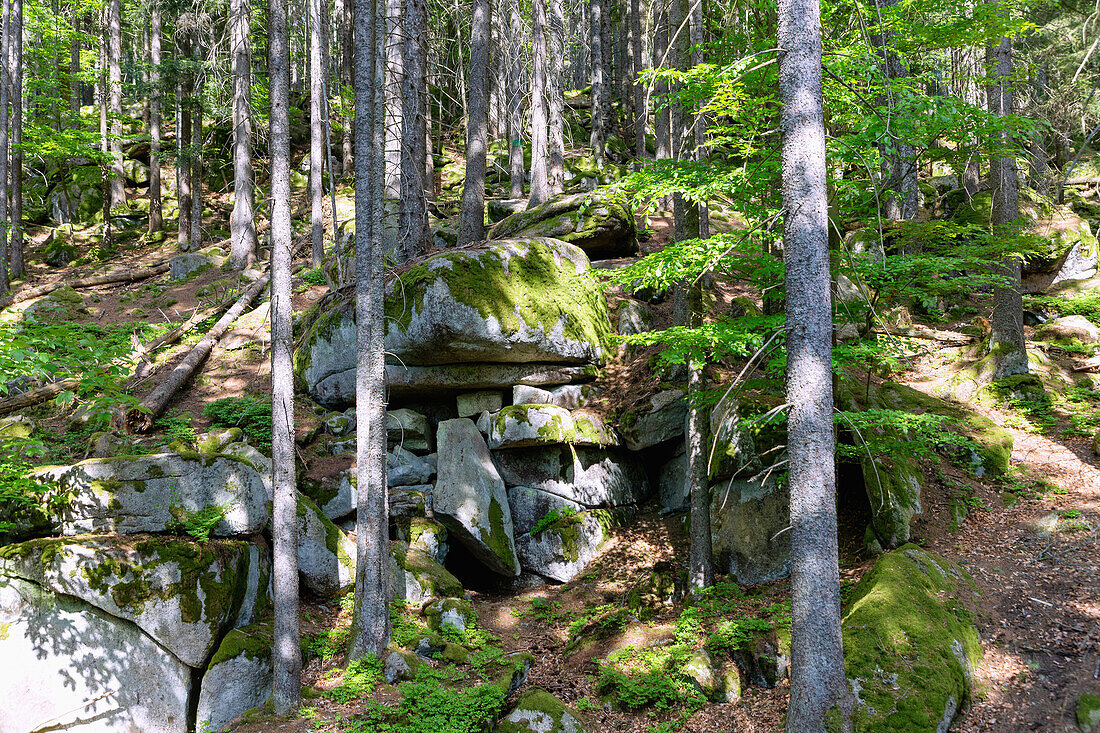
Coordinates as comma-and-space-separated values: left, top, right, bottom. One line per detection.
6, 183, 1100, 731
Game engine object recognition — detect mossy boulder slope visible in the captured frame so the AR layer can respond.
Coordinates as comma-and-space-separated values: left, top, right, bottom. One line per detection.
0, 535, 269, 668
841, 545, 981, 732
489, 190, 638, 260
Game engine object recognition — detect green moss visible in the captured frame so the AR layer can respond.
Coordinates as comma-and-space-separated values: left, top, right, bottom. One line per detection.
1078, 692, 1100, 733
495, 688, 581, 733
0, 621, 10, 640
383, 239, 612, 353
392, 542, 463, 598
486, 496, 518, 572
208, 622, 274, 667
300, 494, 356, 576
842, 545, 981, 732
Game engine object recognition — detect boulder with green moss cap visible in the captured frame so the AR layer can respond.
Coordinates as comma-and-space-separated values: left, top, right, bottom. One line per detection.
296, 494, 356, 596
514, 510, 610, 582
0, 415, 34, 440
390, 540, 462, 604
0, 535, 268, 668
33, 452, 271, 537
840, 545, 981, 732
1036, 314, 1100, 344
424, 597, 477, 633
489, 404, 618, 449
22, 285, 90, 324
0, 575, 192, 733
492, 445, 650, 508
195, 622, 274, 733
435, 418, 521, 577
488, 189, 637, 260
495, 687, 589, 733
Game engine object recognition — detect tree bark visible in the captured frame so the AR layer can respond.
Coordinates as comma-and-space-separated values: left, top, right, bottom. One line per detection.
589, 0, 606, 166
349, 0, 392, 660
9, 0, 21, 280
547, 0, 565, 194
340, 0, 355, 174
953, 41, 982, 197
268, 0, 301, 711
0, 0, 9, 295
631, 0, 644, 165
310, 0, 326, 266
529, 0, 550, 206
987, 31, 1027, 379
149, 0, 164, 234
190, 28, 205, 250
400, 0, 430, 256
506, 0, 524, 200
872, 0, 917, 221
108, 0, 125, 209
230, 0, 257, 268
383, 0, 403, 251
177, 29, 193, 251
653, 0, 671, 207
778, 0, 852, 724
685, 284, 712, 592
457, 0, 491, 245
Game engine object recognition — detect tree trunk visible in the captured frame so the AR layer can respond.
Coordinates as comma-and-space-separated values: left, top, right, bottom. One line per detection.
506, 0, 524, 200
589, 0, 606, 166
190, 30, 205, 249
400, 0, 429, 256
953, 42, 982, 197
685, 283, 712, 592
310, 0, 326, 266
0, 0, 9, 295
177, 31, 193, 251
528, 0, 549, 206
873, 0, 916, 221
149, 0, 164, 234
383, 0, 402, 252
631, 0, 644, 164
1028, 65, 1050, 194
457, 0, 491, 246
547, 0, 564, 194
108, 0, 125, 209
268, 0, 301, 712
9, 0, 21, 280
653, 0, 671, 207
987, 31, 1027, 379
231, 0, 257, 268
778, 0, 852, 724
341, 0, 354, 174
349, 0, 392, 661
70, 9, 80, 115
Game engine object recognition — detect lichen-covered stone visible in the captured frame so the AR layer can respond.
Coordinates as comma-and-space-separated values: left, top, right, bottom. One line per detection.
495, 687, 589, 733
0, 535, 267, 668
196, 622, 273, 732
0, 575, 191, 733
457, 390, 504, 417
169, 253, 213, 281
390, 541, 463, 605
0, 415, 34, 440
507, 486, 586, 535
45, 166, 104, 224
513, 383, 595, 409
842, 545, 981, 732
33, 452, 271, 537
296, 494, 356, 597
707, 394, 763, 480
435, 419, 521, 576
387, 408, 432, 452
681, 648, 722, 700
424, 597, 477, 633
489, 404, 618, 449
489, 189, 637, 260
514, 510, 609, 582
861, 454, 923, 551
492, 445, 650, 507
620, 390, 687, 451
22, 285, 90, 324
710, 475, 790, 585
1036, 314, 1100, 344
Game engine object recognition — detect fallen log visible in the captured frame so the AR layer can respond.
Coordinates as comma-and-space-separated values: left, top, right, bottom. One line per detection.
130, 272, 272, 431
0, 379, 79, 417
0, 261, 171, 310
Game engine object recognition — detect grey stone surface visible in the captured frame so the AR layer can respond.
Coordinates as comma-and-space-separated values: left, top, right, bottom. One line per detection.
34, 452, 271, 537
710, 476, 790, 585
515, 510, 608, 582
508, 485, 586, 535
434, 419, 520, 577
492, 445, 650, 507
0, 575, 192, 733
387, 408, 432, 452
195, 623, 273, 733
457, 391, 504, 418
296, 494, 356, 597
169, 252, 212, 281
488, 405, 617, 449
621, 390, 687, 451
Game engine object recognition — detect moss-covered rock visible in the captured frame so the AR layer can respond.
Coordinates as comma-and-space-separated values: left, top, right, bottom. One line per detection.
841, 545, 981, 732
196, 622, 274, 732
423, 597, 477, 633
390, 540, 463, 605
0, 415, 34, 440
0, 535, 268, 667
42, 233, 79, 267
496, 687, 589, 733
22, 285, 90, 324
489, 404, 618, 449
45, 165, 105, 224
489, 190, 637, 259
625, 561, 685, 621
296, 493, 356, 597
1036, 314, 1100, 344
514, 509, 610, 582
1078, 692, 1100, 733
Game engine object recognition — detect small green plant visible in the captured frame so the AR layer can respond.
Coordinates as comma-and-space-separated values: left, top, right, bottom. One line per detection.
307, 626, 351, 662
301, 268, 328, 285
203, 396, 273, 453
166, 502, 229, 543
324, 655, 384, 703
1060, 509, 1082, 519
156, 412, 197, 446
530, 505, 578, 535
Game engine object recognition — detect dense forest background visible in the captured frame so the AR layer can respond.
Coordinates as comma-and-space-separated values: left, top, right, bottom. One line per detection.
0, 0, 1100, 730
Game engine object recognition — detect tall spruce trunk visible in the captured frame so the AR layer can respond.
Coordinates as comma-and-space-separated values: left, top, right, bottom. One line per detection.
589, 0, 606, 166
190, 29, 204, 249
778, 0, 852, 725
149, 0, 164, 234
987, 31, 1027, 379
506, 0, 524, 200
631, 0, 644, 164
340, 0, 354, 173
349, 0, 391, 660
872, 0, 916, 221
108, 0, 125, 209
547, 0, 565, 194
231, 0, 257, 267
9, 0, 21, 280
457, 0, 491, 245
268, 0, 301, 713
653, 0, 671, 207
0, 0, 9, 295
953, 40, 982, 197
310, 0, 326, 266
177, 45, 193, 251
400, 0, 429, 255
529, 0, 550, 206
383, 0, 402, 250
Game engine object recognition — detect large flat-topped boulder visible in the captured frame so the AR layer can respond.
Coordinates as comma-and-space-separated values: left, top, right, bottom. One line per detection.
488, 190, 638, 259
0, 575, 192, 733
493, 445, 650, 507
33, 452, 271, 537
0, 535, 268, 668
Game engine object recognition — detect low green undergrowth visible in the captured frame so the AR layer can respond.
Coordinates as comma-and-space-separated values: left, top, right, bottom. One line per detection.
203, 396, 273, 453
